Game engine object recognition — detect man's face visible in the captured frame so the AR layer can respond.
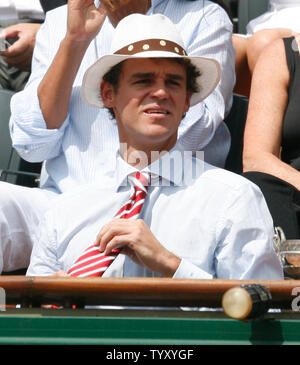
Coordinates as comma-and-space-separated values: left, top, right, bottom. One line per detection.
101, 58, 192, 152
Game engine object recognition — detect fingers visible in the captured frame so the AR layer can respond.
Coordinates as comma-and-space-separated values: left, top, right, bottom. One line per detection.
66, 0, 107, 42
94, 219, 181, 276
94, 219, 149, 269
95, 219, 147, 254
0, 23, 40, 70
95, 219, 132, 253
1, 41, 32, 71
95, 218, 157, 258
2, 37, 29, 57
0, 27, 19, 54
0, 23, 41, 44
103, 234, 132, 255
0, 23, 28, 40
0, 28, 19, 41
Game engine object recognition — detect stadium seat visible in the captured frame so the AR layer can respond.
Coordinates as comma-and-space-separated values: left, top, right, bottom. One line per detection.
237, 0, 269, 34
0, 89, 18, 183
0, 89, 41, 186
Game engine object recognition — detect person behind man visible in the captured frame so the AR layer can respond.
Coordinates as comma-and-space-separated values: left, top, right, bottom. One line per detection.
0, 0, 43, 91
27, 13, 282, 281
0, 0, 235, 274
0, 1, 66, 79
233, 0, 300, 97
0, 1, 231, 79
242, 34, 300, 240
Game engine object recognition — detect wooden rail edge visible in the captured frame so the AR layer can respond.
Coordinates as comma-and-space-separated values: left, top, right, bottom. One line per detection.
0, 277, 299, 308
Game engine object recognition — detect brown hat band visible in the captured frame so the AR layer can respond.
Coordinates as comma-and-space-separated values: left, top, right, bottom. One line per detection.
114, 39, 187, 56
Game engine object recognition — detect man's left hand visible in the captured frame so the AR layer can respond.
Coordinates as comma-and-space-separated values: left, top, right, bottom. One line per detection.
94, 218, 180, 277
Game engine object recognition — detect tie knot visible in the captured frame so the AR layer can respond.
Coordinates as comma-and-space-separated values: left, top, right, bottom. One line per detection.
129, 172, 150, 190
136, 171, 150, 186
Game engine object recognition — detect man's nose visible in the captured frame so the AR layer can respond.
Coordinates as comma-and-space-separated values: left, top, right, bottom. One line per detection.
151, 81, 169, 99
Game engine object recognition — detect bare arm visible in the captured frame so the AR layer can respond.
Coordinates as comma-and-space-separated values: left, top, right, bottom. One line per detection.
243, 38, 300, 191
38, 0, 107, 129
38, 0, 151, 130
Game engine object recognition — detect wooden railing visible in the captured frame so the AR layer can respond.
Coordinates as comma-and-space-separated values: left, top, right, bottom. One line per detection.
0, 276, 299, 309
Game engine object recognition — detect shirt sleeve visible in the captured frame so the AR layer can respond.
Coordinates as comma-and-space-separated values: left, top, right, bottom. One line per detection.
173, 258, 213, 279
173, 179, 284, 281
176, 5, 235, 156
9, 8, 69, 163
214, 181, 284, 280
26, 211, 61, 276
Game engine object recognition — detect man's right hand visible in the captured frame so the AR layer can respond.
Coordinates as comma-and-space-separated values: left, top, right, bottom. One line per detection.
66, 0, 107, 43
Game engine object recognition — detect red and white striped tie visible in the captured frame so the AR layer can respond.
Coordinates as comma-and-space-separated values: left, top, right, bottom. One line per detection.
67, 172, 150, 277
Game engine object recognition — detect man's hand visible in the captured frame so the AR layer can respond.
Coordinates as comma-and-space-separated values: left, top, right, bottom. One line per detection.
0, 23, 41, 71
66, 0, 107, 43
94, 219, 180, 277
101, 0, 151, 27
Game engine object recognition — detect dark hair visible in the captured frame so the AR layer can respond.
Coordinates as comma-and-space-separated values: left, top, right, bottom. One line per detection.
102, 58, 201, 119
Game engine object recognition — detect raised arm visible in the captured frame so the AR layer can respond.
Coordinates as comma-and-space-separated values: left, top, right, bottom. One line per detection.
243, 38, 300, 191
38, 0, 152, 130
38, 0, 107, 129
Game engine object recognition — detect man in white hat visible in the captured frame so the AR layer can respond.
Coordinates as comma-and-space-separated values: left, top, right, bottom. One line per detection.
27, 13, 282, 281
0, 0, 235, 275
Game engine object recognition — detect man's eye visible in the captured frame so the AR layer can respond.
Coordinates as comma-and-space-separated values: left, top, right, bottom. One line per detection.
135, 79, 151, 84
167, 80, 181, 86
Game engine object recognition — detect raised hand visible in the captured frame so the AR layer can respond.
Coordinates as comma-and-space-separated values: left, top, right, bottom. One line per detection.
66, 0, 107, 43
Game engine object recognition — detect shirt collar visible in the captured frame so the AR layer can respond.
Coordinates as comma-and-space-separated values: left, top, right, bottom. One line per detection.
114, 147, 185, 191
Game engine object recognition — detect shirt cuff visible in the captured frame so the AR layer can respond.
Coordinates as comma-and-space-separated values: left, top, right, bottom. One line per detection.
172, 258, 213, 279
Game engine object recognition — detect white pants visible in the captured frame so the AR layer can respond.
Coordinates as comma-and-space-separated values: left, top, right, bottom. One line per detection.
0, 182, 58, 273
247, 6, 300, 35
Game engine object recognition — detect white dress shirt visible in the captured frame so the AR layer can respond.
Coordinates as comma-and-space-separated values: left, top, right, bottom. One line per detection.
10, 0, 235, 195
247, 0, 300, 34
27, 151, 283, 281
0, 0, 43, 21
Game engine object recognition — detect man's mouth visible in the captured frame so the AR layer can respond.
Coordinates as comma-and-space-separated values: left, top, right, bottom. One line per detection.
144, 108, 170, 115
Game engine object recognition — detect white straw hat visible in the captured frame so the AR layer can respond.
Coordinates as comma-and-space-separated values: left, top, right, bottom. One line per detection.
81, 13, 221, 108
